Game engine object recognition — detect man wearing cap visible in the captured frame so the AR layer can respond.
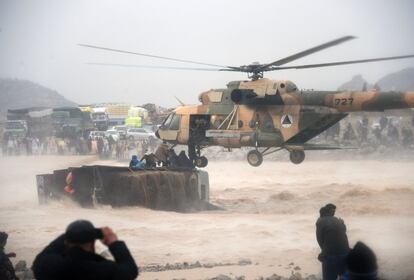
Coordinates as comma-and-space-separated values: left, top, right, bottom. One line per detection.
0, 232, 19, 280
316, 203, 350, 280
32, 220, 138, 280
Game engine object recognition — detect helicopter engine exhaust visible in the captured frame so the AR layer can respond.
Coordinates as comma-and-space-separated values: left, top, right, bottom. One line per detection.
231, 89, 257, 104
231, 89, 285, 106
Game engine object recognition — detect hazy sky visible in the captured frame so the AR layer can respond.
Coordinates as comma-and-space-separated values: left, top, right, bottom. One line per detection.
1, 0, 414, 107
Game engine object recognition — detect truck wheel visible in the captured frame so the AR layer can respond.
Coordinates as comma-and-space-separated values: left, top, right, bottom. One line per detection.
289, 150, 305, 164
247, 150, 263, 167
128, 135, 134, 141
195, 156, 208, 168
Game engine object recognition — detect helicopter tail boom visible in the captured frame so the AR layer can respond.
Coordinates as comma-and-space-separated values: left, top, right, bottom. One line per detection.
325, 91, 414, 112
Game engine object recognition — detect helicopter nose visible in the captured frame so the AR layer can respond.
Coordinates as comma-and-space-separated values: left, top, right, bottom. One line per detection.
155, 129, 160, 139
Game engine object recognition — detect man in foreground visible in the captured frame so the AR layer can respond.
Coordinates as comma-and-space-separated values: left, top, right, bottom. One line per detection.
0, 232, 19, 280
316, 204, 350, 280
32, 220, 138, 280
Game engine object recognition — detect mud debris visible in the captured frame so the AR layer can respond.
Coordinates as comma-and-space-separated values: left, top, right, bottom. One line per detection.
238, 259, 253, 266
206, 273, 319, 280
141, 259, 253, 272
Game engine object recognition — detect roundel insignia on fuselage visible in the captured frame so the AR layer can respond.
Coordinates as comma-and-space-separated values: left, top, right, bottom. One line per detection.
281, 114, 293, 128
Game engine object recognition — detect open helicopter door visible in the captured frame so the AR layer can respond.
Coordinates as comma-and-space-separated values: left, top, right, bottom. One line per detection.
189, 114, 211, 144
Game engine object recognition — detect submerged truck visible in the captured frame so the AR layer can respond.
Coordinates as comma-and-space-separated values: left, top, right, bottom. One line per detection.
36, 166, 211, 212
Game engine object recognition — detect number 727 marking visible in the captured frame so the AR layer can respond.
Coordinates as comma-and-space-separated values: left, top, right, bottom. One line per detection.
334, 98, 354, 106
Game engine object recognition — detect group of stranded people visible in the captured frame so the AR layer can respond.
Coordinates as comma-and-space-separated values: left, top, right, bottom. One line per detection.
128, 144, 195, 170
1, 204, 379, 280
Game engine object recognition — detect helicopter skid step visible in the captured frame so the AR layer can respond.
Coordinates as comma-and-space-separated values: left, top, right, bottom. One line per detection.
206, 129, 240, 138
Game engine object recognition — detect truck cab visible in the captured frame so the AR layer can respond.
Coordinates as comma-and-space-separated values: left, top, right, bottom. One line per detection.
4, 120, 28, 138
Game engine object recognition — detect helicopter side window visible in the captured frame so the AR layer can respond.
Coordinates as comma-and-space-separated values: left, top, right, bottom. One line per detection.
169, 114, 181, 130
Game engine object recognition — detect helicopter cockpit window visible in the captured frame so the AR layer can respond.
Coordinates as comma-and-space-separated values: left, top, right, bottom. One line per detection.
286, 81, 298, 93
162, 113, 174, 128
169, 114, 181, 130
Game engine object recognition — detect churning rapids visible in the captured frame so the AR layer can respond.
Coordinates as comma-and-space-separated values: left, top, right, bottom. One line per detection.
1, 155, 414, 279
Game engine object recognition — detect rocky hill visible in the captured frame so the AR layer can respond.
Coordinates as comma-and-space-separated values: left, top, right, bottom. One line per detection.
337, 74, 373, 91
0, 78, 77, 120
376, 68, 414, 91
338, 68, 414, 91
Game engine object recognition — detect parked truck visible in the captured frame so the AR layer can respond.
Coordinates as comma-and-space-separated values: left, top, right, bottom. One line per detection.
3, 120, 28, 139
91, 107, 109, 131
6, 107, 53, 139
52, 107, 94, 139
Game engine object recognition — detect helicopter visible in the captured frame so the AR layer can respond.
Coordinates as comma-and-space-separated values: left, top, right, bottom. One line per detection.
80, 36, 414, 167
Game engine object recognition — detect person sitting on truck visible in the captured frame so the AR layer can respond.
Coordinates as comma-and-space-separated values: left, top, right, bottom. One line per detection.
167, 149, 179, 167
129, 155, 144, 169
154, 143, 169, 166
177, 151, 194, 169
141, 153, 157, 168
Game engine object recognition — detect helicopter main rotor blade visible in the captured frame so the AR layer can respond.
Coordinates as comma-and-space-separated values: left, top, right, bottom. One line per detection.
86, 62, 224, 71
258, 36, 356, 71
79, 44, 238, 70
267, 54, 414, 71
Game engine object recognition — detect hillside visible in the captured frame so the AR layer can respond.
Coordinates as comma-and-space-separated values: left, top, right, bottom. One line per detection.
0, 78, 77, 120
376, 68, 414, 91
337, 74, 373, 91
338, 67, 414, 91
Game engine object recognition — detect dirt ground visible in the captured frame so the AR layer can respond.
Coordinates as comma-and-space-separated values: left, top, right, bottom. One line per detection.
0, 155, 414, 279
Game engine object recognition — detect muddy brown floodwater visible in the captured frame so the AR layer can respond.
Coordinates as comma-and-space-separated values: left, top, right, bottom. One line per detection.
0, 155, 413, 279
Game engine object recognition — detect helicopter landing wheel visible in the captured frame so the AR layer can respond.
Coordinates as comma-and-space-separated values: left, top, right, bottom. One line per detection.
289, 150, 305, 164
247, 150, 263, 167
195, 156, 208, 168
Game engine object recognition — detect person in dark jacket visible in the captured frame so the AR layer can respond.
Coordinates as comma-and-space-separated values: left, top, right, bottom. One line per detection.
0, 232, 18, 280
167, 149, 179, 167
177, 151, 194, 169
154, 143, 169, 166
316, 204, 350, 280
141, 153, 157, 168
346, 241, 378, 280
32, 220, 138, 280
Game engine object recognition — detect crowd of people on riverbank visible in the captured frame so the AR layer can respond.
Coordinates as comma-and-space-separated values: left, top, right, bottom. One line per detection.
0, 134, 159, 160
2, 115, 414, 160
322, 115, 414, 148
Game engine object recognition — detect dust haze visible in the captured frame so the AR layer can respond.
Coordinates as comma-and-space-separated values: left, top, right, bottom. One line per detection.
1, 0, 414, 107
1, 153, 414, 279
1, 0, 414, 279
